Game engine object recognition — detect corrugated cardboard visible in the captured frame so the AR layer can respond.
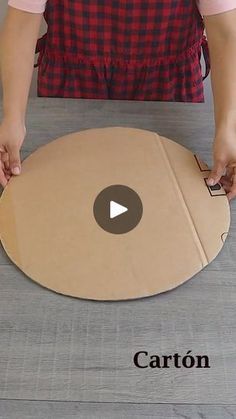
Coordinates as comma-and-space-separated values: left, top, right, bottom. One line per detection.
0, 127, 231, 300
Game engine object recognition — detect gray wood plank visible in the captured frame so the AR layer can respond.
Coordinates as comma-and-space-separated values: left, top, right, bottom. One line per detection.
1, 98, 216, 156
0, 401, 236, 419
0, 264, 235, 403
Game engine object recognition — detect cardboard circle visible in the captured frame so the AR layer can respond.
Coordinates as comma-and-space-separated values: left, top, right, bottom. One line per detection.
0, 127, 231, 300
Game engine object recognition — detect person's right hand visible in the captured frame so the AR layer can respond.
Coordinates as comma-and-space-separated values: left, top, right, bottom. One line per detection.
0, 119, 26, 188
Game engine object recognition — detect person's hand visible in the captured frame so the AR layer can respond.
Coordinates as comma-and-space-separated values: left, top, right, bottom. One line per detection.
207, 128, 236, 201
0, 119, 26, 188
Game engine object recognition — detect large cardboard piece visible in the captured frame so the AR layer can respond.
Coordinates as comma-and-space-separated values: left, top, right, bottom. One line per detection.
0, 127, 231, 300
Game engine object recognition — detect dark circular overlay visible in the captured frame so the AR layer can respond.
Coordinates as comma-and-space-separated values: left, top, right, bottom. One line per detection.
93, 185, 143, 234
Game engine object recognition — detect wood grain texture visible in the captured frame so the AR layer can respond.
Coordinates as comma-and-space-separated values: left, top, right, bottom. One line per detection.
0, 265, 235, 403
0, 99, 235, 410
0, 401, 236, 419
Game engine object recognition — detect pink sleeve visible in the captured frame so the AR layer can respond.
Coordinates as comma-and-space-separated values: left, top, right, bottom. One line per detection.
8, 0, 47, 13
7, 0, 236, 16
197, 0, 236, 15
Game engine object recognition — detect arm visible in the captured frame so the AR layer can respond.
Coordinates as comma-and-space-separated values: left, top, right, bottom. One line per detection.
0, 6, 42, 187
204, 9, 236, 200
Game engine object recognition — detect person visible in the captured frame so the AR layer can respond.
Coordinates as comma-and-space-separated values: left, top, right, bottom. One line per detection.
0, 1, 236, 199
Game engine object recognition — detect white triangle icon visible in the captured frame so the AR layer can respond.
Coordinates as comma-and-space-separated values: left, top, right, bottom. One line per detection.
110, 200, 128, 219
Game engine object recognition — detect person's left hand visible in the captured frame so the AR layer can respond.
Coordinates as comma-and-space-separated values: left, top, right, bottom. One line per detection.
207, 127, 236, 201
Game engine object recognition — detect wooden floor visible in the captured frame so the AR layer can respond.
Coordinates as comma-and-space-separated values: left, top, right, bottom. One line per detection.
0, 99, 235, 419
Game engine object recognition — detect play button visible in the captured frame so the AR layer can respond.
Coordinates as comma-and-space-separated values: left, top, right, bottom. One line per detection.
110, 201, 128, 219
93, 185, 143, 234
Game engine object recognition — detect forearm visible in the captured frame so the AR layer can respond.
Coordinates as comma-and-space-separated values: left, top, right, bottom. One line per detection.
0, 6, 42, 125
204, 10, 236, 133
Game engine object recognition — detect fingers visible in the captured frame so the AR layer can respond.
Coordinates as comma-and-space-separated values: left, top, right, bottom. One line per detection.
0, 160, 8, 188
207, 159, 226, 187
1, 151, 9, 166
7, 144, 21, 176
220, 167, 233, 186
227, 168, 236, 201
0, 144, 21, 187
220, 177, 231, 190
207, 159, 236, 200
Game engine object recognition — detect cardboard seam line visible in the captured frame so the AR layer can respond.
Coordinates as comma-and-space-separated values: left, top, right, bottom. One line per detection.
155, 134, 209, 267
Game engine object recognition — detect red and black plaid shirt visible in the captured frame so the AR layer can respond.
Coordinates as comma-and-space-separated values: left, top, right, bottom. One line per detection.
35, 0, 210, 102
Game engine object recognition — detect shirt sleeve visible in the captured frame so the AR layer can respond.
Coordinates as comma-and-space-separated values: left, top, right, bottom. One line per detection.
197, 0, 236, 16
8, 0, 47, 13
